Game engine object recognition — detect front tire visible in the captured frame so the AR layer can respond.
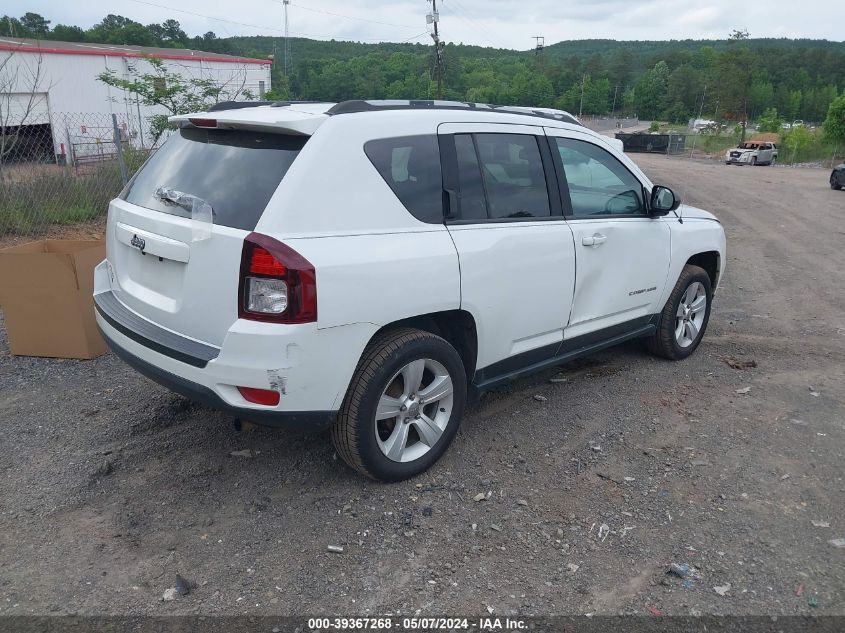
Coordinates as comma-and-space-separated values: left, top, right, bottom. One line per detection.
832, 173, 843, 190
646, 265, 713, 360
332, 328, 467, 482
751, 156, 757, 166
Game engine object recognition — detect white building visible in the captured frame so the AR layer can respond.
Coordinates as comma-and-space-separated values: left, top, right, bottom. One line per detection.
0, 36, 272, 163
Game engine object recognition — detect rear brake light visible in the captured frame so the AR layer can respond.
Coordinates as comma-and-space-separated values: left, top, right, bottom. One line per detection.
249, 246, 286, 276
237, 386, 281, 406
238, 233, 317, 324
189, 117, 217, 128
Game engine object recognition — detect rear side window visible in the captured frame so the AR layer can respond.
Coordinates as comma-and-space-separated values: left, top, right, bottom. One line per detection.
364, 135, 444, 224
454, 134, 487, 221
448, 133, 551, 221
474, 134, 550, 219
123, 127, 306, 231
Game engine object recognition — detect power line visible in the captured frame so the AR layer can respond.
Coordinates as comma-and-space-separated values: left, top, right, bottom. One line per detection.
283, 2, 418, 30
440, 0, 509, 50
403, 31, 432, 43
123, 0, 411, 42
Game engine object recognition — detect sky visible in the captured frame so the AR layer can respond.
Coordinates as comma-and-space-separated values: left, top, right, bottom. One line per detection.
6, 0, 843, 50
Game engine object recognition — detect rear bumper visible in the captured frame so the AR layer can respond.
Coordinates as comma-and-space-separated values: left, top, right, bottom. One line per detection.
98, 324, 334, 432
93, 257, 378, 431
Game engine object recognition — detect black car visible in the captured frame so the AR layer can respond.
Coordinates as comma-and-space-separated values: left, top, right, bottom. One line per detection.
832, 163, 845, 190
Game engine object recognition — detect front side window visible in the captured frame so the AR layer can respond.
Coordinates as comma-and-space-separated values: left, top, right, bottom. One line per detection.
364, 135, 444, 224
554, 137, 645, 216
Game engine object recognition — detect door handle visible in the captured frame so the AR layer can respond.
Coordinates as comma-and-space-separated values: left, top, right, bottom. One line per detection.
582, 233, 607, 247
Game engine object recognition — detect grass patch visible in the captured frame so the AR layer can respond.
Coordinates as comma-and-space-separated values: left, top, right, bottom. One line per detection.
0, 149, 149, 238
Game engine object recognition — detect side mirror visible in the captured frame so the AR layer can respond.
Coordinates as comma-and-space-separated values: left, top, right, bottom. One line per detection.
650, 185, 680, 216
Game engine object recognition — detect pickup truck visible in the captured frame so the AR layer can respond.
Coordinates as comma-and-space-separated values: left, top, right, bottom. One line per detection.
726, 141, 778, 166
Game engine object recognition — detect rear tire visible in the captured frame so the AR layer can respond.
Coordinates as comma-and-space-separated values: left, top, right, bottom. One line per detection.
332, 328, 466, 482
646, 265, 713, 360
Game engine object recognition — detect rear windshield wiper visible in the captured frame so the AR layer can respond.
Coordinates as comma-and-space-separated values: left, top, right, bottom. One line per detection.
154, 187, 214, 215
154, 187, 214, 241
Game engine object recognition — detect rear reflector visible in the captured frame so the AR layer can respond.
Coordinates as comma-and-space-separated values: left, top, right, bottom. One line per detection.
237, 386, 281, 406
188, 117, 218, 128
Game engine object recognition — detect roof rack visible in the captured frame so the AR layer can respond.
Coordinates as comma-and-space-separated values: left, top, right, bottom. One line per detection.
207, 101, 275, 112
207, 100, 325, 112
326, 100, 582, 126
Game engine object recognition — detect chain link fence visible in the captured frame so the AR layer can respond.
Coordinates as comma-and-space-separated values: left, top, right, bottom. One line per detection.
0, 112, 167, 239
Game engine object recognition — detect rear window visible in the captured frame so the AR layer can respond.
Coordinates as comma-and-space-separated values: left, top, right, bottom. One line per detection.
123, 127, 306, 231
364, 135, 444, 224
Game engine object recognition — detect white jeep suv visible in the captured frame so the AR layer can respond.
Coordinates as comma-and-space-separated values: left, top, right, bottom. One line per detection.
94, 100, 726, 481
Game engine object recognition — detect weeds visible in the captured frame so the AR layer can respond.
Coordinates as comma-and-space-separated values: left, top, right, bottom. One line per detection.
0, 149, 148, 238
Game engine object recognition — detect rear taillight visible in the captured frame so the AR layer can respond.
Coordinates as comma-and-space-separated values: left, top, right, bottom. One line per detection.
238, 233, 317, 324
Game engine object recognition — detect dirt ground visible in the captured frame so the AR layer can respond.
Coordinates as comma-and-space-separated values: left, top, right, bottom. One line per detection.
0, 222, 105, 250
0, 155, 843, 618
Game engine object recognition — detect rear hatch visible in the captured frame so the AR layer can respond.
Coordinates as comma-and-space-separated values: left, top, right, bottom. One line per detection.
106, 113, 314, 347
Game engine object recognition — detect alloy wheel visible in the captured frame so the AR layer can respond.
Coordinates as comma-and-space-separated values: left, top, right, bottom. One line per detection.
675, 282, 707, 348
374, 358, 454, 463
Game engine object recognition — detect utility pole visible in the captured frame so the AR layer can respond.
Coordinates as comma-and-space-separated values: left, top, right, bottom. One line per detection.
690, 83, 707, 159
428, 0, 444, 99
611, 84, 619, 115
283, 0, 291, 77
533, 36, 544, 57
578, 74, 586, 118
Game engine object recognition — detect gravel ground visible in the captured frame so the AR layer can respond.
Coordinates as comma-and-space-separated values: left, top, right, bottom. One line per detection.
0, 155, 843, 617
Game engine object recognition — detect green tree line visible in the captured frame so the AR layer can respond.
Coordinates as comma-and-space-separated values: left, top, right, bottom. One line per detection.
3, 11, 844, 124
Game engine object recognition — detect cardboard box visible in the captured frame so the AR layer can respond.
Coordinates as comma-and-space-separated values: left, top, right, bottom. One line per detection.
0, 240, 108, 359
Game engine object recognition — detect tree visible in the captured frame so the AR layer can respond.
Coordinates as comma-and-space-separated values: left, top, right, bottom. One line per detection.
51, 24, 85, 41
20, 12, 50, 37
823, 93, 845, 148
0, 16, 25, 37
161, 19, 187, 45
608, 49, 633, 87
781, 125, 814, 162
713, 45, 758, 140
555, 75, 609, 115
0, 48, 46, 180
748, 78, 774, 118
89, 14, 153, 46
666, 64, 702, 120
631, 61, 669, 120
757, 107, 782, 133
98, 56, 255, 140
508, 69, 554, 108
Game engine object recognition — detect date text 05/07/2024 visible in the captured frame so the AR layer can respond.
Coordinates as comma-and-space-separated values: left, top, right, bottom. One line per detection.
306, 616, 527, 630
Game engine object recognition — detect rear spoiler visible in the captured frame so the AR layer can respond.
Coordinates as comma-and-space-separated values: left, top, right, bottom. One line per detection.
169, 106, 328, 136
